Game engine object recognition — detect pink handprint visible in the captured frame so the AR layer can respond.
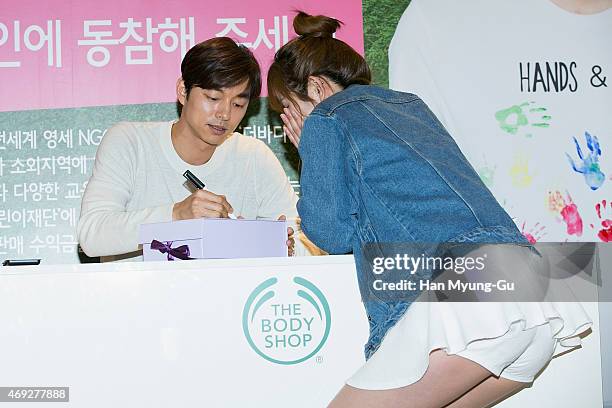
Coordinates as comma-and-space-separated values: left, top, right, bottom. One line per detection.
547, 190, 583, 237
520, 221, 546, 244
594, 200, 612, 242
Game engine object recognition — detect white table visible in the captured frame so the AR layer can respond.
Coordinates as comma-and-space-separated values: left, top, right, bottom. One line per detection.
0, 256, 603, 407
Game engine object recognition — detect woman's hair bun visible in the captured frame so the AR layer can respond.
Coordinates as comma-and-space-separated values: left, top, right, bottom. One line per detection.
293, 11, 342, 38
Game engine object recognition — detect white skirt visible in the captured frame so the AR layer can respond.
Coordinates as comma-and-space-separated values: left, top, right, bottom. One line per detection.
347, 301, 592, 390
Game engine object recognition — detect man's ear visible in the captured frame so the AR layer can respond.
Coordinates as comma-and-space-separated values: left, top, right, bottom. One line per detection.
176, 77, 187, 105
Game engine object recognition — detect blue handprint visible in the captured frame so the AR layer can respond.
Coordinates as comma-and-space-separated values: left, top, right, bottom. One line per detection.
566, 131, 605, 190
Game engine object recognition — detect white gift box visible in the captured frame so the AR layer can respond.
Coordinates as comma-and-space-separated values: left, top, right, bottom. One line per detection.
139, 218, 287, 261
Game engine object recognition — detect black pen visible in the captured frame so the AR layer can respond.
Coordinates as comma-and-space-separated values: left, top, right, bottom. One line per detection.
183, 170, 237, 219
183, 170, 205, 189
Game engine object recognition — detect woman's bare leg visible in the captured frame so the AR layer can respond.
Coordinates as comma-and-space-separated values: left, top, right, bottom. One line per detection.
445, 376, 528, 408
328, 349, 494, 408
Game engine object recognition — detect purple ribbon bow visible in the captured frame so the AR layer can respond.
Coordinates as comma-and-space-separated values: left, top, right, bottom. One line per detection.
150, 240, 193, 261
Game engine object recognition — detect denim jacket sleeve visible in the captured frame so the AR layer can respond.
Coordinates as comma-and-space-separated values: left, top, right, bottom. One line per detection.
297, 113, 356, 254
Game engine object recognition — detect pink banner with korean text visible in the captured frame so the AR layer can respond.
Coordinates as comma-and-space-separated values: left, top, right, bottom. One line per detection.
0, 0, 364, 112
0, 1, 363, 265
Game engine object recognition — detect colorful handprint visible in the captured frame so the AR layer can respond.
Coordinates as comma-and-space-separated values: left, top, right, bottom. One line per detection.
477, 156, 496, 188
548, 190, 583, 237
509, 154, 534, 188
521, 221, 546, 243
495, 101, 551, 138
566, 131, 605, 190
594, 200, 612, 242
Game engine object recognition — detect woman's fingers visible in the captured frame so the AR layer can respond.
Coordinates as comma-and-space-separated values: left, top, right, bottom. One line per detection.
281, 103, 306, 149
283, 123, 299, 149
285, 107, 303, 134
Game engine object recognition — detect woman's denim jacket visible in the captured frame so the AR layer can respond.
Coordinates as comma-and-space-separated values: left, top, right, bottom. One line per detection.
297, 85, 527, 359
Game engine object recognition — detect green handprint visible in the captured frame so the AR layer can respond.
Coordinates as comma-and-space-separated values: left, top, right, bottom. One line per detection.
495, 102, 551, 138
477, 156, 496, 188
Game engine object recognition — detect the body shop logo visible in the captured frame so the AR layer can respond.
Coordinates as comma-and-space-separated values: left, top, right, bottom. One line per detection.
242, 276, 331, 365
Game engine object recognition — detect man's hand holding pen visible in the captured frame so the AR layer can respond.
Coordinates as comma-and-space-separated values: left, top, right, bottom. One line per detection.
172, 189, 234, 220
177, 170, 295, 256
175, 170, 236, 220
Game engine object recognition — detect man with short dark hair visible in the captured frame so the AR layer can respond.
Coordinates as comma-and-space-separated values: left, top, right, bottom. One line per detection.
78, 37, 300, 261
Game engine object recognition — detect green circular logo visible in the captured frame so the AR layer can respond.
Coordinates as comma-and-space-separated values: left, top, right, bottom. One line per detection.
242, 276, 331, 365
